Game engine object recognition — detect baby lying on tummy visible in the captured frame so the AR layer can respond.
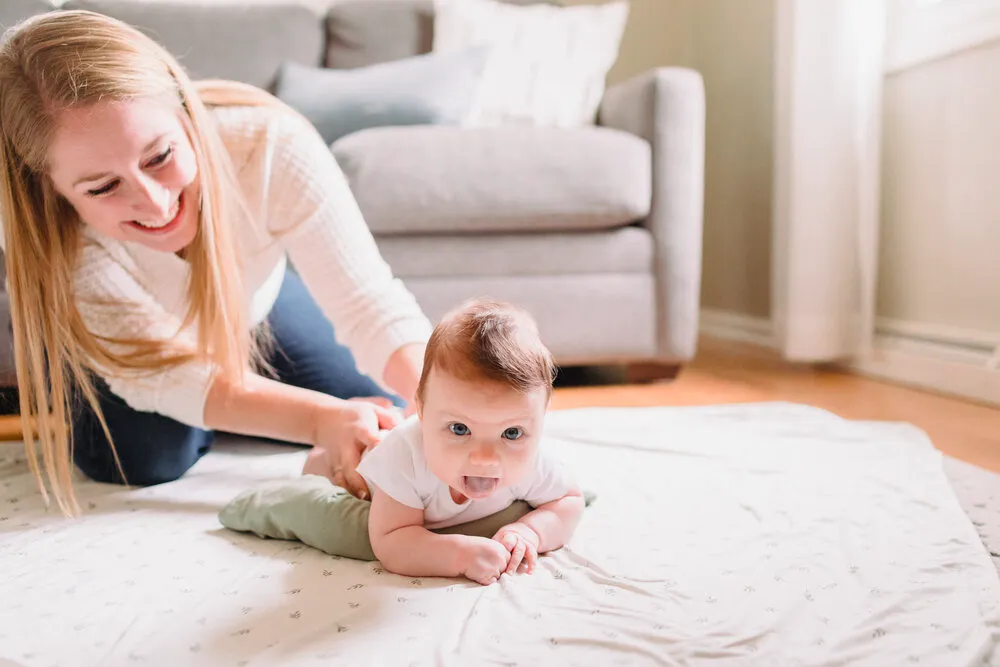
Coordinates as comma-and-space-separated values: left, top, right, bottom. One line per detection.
357, 299, 585, 585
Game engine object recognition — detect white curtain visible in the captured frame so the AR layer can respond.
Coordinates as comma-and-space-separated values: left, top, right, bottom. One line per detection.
771, 0, 887, 361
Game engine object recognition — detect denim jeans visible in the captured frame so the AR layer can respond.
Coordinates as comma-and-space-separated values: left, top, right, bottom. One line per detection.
72, 269, 401, 486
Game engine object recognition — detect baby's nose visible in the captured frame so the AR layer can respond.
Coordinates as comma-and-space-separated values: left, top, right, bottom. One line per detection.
469, 444, 500, 467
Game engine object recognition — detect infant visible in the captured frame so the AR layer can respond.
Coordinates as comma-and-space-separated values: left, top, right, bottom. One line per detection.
357, 298, 585, 585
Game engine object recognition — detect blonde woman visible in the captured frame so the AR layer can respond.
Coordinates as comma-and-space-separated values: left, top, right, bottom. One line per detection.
0, 9, 433, 514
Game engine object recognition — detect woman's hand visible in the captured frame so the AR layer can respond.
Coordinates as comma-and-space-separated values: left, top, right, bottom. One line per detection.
311, 397, 403, 499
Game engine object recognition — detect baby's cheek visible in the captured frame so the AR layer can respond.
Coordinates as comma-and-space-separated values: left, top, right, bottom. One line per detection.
426, 442, 465, 481
504, 451, 534, 485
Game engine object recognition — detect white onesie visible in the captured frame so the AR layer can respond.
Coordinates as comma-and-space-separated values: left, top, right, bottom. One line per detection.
357, 416, 577, 530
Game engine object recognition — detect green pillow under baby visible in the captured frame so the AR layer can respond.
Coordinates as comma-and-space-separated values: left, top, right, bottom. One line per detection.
218, 474, 596, 561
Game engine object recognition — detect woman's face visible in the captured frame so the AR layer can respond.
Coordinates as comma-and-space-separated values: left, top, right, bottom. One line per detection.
46, 97, 200, 254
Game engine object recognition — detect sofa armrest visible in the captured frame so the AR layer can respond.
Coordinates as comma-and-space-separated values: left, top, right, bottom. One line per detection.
599, 67, 705, 362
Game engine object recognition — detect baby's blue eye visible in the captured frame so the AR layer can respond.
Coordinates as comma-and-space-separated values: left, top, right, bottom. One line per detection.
449, 423, 470, 436
502, 427, 523, 441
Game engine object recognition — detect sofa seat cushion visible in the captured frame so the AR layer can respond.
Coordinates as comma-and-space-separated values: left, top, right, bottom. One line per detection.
375, 226, 652, 279
332, 125, 651, 235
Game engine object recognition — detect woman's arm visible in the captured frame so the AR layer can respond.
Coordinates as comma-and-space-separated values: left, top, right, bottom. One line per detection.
263, 111, 433, 400
203, 371, 400, 446
383, 342, 426, 411
204, 371, 399, 497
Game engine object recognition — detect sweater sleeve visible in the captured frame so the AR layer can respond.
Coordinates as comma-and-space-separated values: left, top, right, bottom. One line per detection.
73, 237, 217, 430
263, 113, 433, 390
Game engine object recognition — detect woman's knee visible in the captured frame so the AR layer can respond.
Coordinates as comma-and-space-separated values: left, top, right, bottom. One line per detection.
74, 426, 213, 486
72, 383, 214, 486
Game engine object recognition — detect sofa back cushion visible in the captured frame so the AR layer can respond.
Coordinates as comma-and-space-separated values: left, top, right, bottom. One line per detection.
325, 0, 558, 70
62, 0, 325, 91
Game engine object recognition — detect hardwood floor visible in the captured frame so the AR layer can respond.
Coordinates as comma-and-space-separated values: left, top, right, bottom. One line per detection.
552, 337, 1000, 474
1, 336, 997, 473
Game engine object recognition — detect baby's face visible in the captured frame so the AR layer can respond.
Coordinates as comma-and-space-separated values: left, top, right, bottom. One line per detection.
418, 367, 549, 502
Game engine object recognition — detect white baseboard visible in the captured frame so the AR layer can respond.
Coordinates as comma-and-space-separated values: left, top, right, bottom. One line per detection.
875, 316, 999, 352
700, 309, 1000, 406
848, 334, 1000, 406
699, 309, 775, 348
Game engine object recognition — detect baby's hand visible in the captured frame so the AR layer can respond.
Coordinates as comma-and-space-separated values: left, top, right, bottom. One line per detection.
493, 523, 539, 576
459, 536, 511, 586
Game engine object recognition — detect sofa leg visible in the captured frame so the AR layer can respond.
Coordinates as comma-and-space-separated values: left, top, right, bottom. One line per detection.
625, 362, 682, 384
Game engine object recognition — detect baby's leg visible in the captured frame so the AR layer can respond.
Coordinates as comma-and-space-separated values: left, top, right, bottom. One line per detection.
219, 474, 377, 561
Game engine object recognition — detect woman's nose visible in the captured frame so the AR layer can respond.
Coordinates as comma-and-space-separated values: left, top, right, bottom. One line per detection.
130, 176, 172, 219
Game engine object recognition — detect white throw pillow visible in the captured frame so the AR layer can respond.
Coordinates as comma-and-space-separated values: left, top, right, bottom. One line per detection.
432, 0, 629, 127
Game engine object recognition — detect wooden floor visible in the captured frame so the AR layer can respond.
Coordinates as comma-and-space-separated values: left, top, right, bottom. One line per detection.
1, 337, 998, 473
552, 337, 1000, 474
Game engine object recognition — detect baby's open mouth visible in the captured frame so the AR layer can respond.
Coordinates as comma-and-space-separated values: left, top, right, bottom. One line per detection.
463, 475, 498, 497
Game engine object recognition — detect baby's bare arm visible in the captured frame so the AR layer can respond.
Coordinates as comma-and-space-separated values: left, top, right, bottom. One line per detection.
514, 487, 586, 553
368, 489, 469, 577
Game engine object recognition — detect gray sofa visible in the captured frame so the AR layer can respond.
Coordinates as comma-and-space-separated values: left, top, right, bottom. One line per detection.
0, 0, 705, 389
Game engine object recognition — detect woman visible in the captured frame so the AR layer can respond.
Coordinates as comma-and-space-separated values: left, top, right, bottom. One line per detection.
0, 9, 432, 515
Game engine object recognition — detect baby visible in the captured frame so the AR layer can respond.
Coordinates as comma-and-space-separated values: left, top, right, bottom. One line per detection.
357, 298, 585, 585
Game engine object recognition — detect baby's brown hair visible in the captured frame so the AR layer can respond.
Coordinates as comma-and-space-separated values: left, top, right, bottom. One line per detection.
416, 298, 556, 405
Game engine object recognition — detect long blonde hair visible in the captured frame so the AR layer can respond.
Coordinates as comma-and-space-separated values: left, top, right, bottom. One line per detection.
0, 10, 284, 515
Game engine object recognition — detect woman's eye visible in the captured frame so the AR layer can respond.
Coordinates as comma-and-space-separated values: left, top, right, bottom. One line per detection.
449, 423, 470, 436
86, 180, 119, 197
146, 146, 173, 167
502, 427, 523, 441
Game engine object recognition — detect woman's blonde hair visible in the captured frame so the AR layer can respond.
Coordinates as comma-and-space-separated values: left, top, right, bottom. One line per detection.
0, 10, 287, 515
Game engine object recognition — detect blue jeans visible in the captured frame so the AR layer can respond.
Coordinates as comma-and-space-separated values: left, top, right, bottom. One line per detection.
72, 269, 402, 486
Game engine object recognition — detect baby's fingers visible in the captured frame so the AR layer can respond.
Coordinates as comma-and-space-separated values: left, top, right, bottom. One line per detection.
524, 543, 538, 574
505, 539, 526, 575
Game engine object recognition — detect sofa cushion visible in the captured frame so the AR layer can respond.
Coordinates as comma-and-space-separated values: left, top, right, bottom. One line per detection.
433, 0, 628, 127
62, 0, 324, 91
332, 125, 651, 235
275, 47, 489, 145
375, 226, 653, 279
325, 0, 558, 70
0, 0, 53, 31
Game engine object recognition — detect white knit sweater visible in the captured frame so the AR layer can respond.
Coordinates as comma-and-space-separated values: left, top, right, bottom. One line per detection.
68, 105, 433, 429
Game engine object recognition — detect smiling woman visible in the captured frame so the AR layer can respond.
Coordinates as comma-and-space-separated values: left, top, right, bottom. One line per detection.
0, 10, 433, 515
48, 99, 200, 253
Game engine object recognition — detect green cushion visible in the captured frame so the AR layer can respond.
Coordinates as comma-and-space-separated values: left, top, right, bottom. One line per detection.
218, 474, 595, 560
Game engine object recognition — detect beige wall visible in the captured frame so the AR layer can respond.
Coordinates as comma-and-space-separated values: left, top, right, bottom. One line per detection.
565, 0, 695, 81
879, 41, 1000, 336
689, 0, 774, 318
572, 0, 776, 318
595, 0, 999, 340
